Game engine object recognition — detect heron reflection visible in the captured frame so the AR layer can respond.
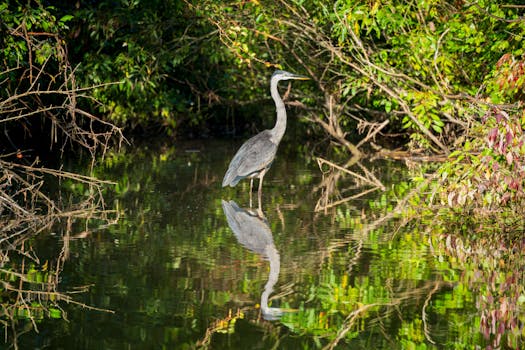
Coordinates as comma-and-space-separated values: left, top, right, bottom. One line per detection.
221, 199, 284, 320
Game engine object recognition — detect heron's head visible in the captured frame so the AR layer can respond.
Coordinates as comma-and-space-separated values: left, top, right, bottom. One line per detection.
272, 70, 310, 82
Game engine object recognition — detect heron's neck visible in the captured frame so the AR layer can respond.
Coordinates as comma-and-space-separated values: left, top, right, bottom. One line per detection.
270, 79, 286, 143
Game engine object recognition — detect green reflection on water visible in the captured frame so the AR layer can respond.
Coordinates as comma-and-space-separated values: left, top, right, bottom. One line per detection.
10, 139, 523, 349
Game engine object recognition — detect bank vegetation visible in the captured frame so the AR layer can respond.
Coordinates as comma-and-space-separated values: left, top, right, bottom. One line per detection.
1, 0, 523, 242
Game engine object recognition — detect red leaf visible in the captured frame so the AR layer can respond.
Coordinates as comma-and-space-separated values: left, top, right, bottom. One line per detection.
501, 192, 511, 204
488, 127, 498, 146
506, 151, 513, 165
505, 131, 513, 145
496, 53, 512, 68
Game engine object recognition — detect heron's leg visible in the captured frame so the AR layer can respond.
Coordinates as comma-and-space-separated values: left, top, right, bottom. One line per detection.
249, 178, 254, 208
257, 184, 263, 212
257, 170, 266, 211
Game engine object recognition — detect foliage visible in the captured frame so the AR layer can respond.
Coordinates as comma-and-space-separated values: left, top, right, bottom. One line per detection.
40, 0, 525, 226
0, 1, 120, 152
6, 1, 524, 168
437, 107, 525, 211
54, 0, 275, 135
4, 1, 525, 157
0, 0, 122, 242
0, 3, 121, 346
190, 0, 525, 152
487, 53, 525, 103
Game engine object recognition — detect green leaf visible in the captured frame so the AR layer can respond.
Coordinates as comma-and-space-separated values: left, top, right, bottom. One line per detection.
49, 308, 62, 319
431, 124, 442, 133
385, 100, 392, 113
59, 15, 74, 23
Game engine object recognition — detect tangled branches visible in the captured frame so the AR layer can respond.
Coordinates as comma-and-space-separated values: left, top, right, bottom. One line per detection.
0, 5, 122, 345
0, 6, 124, 230
1, 19, 123, 158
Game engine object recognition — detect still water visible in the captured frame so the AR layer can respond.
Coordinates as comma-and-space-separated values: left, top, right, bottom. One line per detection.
7, 139, 523, 349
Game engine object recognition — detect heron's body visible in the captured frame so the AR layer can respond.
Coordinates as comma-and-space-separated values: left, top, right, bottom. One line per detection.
222, 130, 277, 187
222, 70, 308, 202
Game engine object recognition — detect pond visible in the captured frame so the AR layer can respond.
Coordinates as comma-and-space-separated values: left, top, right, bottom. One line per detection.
5, 139, 523, 349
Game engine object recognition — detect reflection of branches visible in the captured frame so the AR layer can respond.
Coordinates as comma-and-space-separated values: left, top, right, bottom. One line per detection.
314, 157, 385, 213
432, 230, 525, 348
323, 280, 447, 350
0, 158, 118, 234
311, 170, 446, 348
196, 308, 246, 348
0, 216, 115, 349
0, 164, 118, 348
422, 282, 439, 345
315, 174, 433, 278
324, 303, 387, 350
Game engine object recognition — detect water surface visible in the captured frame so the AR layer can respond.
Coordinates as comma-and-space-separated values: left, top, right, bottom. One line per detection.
7, 139, 522, 349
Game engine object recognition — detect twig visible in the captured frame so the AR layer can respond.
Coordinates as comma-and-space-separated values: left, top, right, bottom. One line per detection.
356, 120, 390, 148
0, 160, 116, 185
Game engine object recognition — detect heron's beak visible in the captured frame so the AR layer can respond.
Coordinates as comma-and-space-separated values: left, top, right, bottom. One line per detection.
292, 74, 310, 80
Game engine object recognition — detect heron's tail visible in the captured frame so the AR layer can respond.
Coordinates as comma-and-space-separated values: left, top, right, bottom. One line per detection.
222, 168, 236, 187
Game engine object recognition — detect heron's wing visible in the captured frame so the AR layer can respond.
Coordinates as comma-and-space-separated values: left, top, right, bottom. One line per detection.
235, 131, 277, 176
223, 130, 278, 186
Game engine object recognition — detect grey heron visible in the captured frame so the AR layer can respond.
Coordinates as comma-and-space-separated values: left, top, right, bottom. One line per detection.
222, 70, 309, 204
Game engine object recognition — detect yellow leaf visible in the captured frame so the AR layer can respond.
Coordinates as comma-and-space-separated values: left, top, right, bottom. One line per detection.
371, 1, 379, 14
